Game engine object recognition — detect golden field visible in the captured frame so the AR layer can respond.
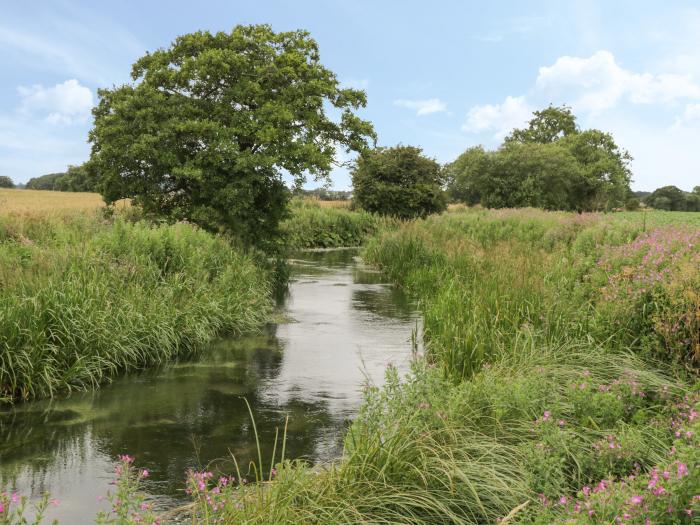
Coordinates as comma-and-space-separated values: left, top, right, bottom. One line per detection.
0, 188, 129, 216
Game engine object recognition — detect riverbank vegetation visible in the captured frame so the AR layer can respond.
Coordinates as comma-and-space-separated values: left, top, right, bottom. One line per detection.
0, 211, 271, 401
94, 207, 698, 525
280, 198, 387, 248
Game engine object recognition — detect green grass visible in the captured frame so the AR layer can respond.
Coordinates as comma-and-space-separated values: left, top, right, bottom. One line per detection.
280, 198, 394, 249
0, 212, 272, 400
171, 207, 696, 525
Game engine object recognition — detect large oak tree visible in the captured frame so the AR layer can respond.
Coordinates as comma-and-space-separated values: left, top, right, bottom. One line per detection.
89, 25, 375, 247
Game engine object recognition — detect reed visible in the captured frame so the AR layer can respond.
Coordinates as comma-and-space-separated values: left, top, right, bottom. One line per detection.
0, 212, 272, 401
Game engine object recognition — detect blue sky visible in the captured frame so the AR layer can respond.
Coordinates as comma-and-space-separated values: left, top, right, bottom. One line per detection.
2, 1, 700, 191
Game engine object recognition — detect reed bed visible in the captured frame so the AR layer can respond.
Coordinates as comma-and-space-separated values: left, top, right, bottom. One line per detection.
0, 212, 271, 400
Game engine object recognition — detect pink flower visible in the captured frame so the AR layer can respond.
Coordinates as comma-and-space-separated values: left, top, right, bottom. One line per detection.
677, 462, 688, 478
629, 495, 643, 505
582, 486, 591, 497
653, 486, 666, 496
542, 411, 551, 421
559, 496, 567, 505
11, 493, 18, 504
141, 469, 149, 478
50, 499, 60, 507
558, 420, 566, 427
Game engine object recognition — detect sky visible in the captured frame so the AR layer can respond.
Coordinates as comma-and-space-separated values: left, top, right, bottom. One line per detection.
1, 0, 699, 191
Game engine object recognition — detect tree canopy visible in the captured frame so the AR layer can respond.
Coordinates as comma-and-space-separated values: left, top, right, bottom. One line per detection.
645, 185, 700, 211
352, 145, 446, 219
447, 106, 633, 211
88, 25, 375, 247
25, 165, 95, 192
0, 176, 14, 188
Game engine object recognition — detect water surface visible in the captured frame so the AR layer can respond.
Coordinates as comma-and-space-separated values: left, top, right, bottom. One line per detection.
0, 249, 421, 523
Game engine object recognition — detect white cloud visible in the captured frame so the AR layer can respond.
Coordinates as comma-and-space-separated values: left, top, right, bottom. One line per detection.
461, 50, 700, 190
394, 98, 447, 116
671, 103, 700, 128
535, 50, 700, 112
18, 79, 94, 125
461, 95, 531, 138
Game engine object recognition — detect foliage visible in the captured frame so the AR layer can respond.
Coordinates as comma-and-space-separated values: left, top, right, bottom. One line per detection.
645, 185, 700, 211
447, 106, 632, 211
0, 212, 271, 400
0, 491, 57, 525
352, 145, 447, 219
505, 105, 578, 144
0, 177, 14, 189
95, 456, 158, 525
88, 25, 375, 249
444, 146, 489, 204
280, 198, 387, 248
25, 165, 95, 192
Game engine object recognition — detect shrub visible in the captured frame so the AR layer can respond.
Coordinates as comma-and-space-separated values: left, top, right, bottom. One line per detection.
352, 145, 447, 219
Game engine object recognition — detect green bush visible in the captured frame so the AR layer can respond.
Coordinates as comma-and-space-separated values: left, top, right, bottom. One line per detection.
352, 145, 447, 219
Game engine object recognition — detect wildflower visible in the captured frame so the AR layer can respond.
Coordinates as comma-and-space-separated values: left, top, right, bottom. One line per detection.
11, 493, 18, 504
629, 495, 643, 505
558, 419, 566, 427
141, 469, 149, 478
538, 493, 549, 506
652, 486, 666, 496
50, 499, 60, 507
677, 462, 688, 478
118, 454, 134, 463
559, 496, 567, 505
542, 411, 551, 421
582, 486, 591, 497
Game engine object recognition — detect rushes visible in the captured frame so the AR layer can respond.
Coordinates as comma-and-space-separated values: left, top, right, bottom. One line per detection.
0, 213, 271, 400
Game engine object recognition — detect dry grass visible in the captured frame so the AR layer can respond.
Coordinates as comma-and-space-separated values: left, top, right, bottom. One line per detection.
0, 188, 129, 216
315, 199, 351, 209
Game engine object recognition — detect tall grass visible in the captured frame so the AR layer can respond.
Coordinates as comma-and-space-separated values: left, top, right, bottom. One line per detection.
280, 198, 394, 249
0, 212, 271, 400
168, 207, 696, 524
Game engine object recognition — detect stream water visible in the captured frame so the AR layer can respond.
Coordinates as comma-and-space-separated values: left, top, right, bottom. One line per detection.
0, 249, 421, 523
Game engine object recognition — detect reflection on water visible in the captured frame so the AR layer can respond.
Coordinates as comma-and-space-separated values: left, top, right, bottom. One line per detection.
0, 249, 421, 523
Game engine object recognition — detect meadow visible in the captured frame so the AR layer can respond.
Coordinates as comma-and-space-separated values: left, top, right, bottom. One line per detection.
1, 192, 698, 524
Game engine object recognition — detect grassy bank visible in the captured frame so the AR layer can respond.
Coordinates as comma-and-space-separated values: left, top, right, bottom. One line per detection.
193, 207, 696, 524
0, 212, 271, 400
280, 198, 391, 249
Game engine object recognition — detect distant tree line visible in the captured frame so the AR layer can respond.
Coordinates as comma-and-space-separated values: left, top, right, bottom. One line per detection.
295, 188, 353, 201
445, 106, 633, 212
642, 185, 700, 211
25, 164, 97, 192
0, 176, 15, 188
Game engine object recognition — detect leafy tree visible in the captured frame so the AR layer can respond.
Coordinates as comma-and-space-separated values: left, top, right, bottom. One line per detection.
24, 165, 96, 192
0, 176, 14, 188
645, 186, 688, 211
448, 106, 632, 211
624, 197, 640, 211
444, 146, 489, 205
559, 129, 632, 211
478, 142, 582, 210
506, 105, 578, 144
352, 145, 446, 219
25, 173, 66, 190
88, 25, 375, 248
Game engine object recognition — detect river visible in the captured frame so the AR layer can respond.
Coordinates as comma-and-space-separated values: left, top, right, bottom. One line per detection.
0, 249, 421, 523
